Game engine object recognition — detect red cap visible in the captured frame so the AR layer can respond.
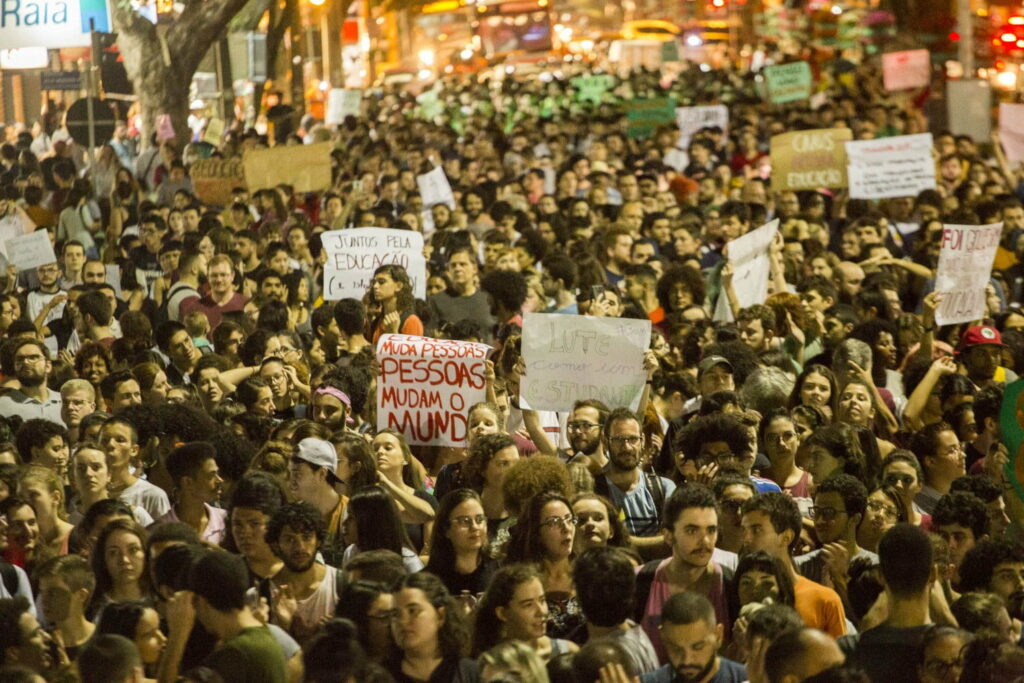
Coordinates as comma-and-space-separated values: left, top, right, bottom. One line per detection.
957, 325, 1005, 352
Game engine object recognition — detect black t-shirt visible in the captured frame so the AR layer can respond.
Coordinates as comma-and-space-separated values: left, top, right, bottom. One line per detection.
426, 556, 497, 597
389, 656, 479, 683
848, 623, 930, 683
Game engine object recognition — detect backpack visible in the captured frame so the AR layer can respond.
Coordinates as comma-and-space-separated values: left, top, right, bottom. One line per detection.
0, 562, 20, 598
593, 470, 667, 531
155, 280, 199, 327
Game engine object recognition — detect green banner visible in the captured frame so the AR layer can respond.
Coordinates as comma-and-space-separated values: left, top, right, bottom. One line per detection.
1000, 378, 1024, 502
572, 74, 616, 105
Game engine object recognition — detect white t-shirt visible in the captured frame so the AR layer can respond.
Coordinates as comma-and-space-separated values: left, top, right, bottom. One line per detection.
118, 478, 171, 520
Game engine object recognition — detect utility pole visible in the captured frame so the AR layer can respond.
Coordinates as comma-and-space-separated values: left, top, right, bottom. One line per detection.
958, 0, 974, 77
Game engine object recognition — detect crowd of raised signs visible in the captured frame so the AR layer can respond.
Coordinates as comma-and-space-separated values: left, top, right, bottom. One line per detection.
0, 54, 1021, 683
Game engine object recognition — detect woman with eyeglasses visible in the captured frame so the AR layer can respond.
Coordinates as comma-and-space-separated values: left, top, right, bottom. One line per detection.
336, 580, 397, 665
388, 571, 478, 683
856, 485, 908, 553
472, 564, 579, 663
425, 489, 497, 599
918, 625, 970, 683
504, 491, 583, 641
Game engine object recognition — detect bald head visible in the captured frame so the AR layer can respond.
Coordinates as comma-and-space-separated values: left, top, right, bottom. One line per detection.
764, 628, 845, 683
834, 262, 865, 299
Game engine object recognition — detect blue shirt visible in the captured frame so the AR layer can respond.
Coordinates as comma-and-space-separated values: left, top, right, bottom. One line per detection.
602, 474, 676, 537
642, 657, 746, 683
751, 475, 782, 493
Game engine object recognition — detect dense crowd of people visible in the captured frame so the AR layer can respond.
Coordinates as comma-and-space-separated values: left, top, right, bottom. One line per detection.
0, 54, 1021, 683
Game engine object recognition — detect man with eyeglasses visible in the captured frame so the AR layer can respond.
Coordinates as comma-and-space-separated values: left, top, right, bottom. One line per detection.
795, 474, 877, 591
562, 399, 609, 471
180, 254, 248, 330
428, 246, 494, 342
59, 379, 95, 444
0, 338, 63, 425
911, 422, 967, 515
848, 524, 936, 683
593, 408, 675, 554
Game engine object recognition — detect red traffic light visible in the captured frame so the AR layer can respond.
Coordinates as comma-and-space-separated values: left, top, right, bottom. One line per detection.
949, 31, 960, 41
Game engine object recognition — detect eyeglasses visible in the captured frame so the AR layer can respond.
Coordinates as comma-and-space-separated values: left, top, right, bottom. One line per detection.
721, 499, 746, 514
808, 506, 846, 521
540, 514, 577, 530
14, 354, 44, 366
923, 658, 963, 677
883, 473, 915, 488
867, 500, 898, 521
567, 421, 600, 432
608, 435, 642, 447
451, 514, 486, 529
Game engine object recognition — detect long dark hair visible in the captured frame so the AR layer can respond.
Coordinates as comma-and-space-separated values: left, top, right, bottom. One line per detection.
348, 485, 415, 555
392, 572, 469, 660
471, 563, 540, 656
330, 432, 378, 494
372, 264, 416, 315
95, 599, 148, 640
335, 580, 389, 655
505, 491, 572, 564
426, 489, 487, 578
788, 363, 838, 410
88, 519, 151, 617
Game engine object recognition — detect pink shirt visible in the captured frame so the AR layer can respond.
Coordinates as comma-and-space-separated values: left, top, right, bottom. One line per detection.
639, 558, 730, 662
154, 503, 228, 545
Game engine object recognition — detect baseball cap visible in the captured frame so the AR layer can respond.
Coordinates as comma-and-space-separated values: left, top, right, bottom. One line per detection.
957, 325, 1005, 352
698, 355, 733, 376
295, 438, 337, 473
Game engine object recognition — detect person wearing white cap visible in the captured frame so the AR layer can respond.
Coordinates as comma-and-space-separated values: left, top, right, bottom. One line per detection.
289, 438, 346, 567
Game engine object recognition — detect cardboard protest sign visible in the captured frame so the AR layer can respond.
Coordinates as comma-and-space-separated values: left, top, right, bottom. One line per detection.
846, 133, 936, 200
770, 128, 852, 191
626, 97, 676, 139
4, 231, 56, 271
999, 103, 1024, 164
0, 211, 32, 261
243, 141, 333, 194
934, 222, 1001, 326
676, 105, 729, 149
326, 89, 362, 124
948, 80, 992, 142
520, 314, 651, 412
713, 219, 780, 322
203, 118, 225, 147
377, 334, 492, 446
416, 166, 455, 209
322, 228, 426, 301
190, 158, 246, 207
571, 74, 615, 105
882, 49, 930, 91
764, 62, 812, 103
1000, 378, 1024, 503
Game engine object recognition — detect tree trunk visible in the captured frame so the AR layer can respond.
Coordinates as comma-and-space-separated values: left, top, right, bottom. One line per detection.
112, 0, 251, 150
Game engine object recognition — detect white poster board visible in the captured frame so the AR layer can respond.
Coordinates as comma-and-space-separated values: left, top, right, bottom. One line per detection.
948, 80, 992, 142
846, 133, 936, 199
376, 334, 492, 446
882, 49, 931, 91
999, 103, 1024, 164
326, 89, 362, 125
714, 219, 780, 322
322, 228, 426, 301
934, 222, 1002, 326
416, 166, 455, 209
520, 314, 651, 412
676, 105, 729, 149
4, 231, 57, 271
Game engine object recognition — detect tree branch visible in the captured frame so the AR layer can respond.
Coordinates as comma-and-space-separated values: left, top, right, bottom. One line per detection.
166, 0, 252, 73
110, 0, 158, 40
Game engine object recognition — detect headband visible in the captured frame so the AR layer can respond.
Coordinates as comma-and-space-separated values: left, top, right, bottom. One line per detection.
315, 386, 355, 424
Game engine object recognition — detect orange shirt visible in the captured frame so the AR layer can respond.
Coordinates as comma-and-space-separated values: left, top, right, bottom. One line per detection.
794, 575, 847, 638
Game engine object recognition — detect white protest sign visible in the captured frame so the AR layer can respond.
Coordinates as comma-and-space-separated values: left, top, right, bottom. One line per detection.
0, 213, 29, 261
714, 219, 780, 322
676, 105, 729, 149
326, 89, 362, 125
948, 80, 992, 142
416, 166, 455, 209
4, 231, 56, 271
520, 314, 651, 412
376, 334, 492, 446
882, 49, 930, 91
845, 133, 936, 200
322, 228, 426, 301
934, 223, 1002, 326
999, 103, 1024, 164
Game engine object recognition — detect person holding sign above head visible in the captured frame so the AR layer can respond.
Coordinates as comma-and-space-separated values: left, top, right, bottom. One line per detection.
369, 264, 423, 343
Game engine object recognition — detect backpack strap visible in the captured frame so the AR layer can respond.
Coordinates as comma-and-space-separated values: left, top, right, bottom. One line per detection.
0, 562, 18, 597
645, 472, 666, 524
633, 559, 662, 624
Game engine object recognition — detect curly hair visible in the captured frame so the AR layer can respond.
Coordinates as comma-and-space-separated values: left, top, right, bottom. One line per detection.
505, 491, 573, 564
958, 538, 1024, 594
462, 433, 517, 491
13, 418, 68, 463
501, 455, 573, 517
391, 571, 469, 660
932, 491, 989, 541
266, 501, 326, 546
471, 563, 541, 656
656, 264, 706, 313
